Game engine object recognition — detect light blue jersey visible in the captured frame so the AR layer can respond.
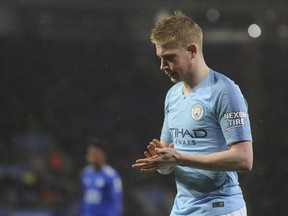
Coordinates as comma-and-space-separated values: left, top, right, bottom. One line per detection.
160, 70, 252, 216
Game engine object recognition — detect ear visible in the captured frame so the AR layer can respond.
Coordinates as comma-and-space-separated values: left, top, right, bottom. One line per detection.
187, 44, 197, 58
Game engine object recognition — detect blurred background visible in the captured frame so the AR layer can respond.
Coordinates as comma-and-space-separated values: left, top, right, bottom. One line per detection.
0, 0, 287, 215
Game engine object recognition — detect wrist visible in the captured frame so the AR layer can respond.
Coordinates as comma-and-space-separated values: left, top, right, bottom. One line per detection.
157, 165, 174, 175
175, 152, 184, 165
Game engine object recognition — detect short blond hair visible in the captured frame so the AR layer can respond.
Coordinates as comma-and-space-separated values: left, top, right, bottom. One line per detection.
151, 10, 203, 50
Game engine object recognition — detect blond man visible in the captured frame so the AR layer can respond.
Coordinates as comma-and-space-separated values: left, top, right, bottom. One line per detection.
133, 11, 253, 216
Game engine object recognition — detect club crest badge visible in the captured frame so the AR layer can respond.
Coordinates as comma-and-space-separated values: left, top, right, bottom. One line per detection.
191, 103, 205, 120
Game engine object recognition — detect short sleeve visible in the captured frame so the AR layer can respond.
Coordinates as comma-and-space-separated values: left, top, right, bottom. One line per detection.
160, 92, 173, 143
108, 174, 123, 216
215, 82, 253, 145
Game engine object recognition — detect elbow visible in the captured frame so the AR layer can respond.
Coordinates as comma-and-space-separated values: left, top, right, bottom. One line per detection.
241, 163, 253, 172
239, 158, 253, 172
243, 151, 253, 171
233, 142, 253, 172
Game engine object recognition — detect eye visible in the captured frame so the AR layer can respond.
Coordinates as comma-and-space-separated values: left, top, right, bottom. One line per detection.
163, 55, 175, 62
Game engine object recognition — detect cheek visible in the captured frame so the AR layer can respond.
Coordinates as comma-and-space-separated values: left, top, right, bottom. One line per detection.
86, 154, 93, 162
175, 55, 190, 69
87, 152, 98, 162
182, 58, 192, 70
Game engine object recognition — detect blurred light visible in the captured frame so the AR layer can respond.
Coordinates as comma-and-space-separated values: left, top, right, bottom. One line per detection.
206, 8, 220, 23
248, 24, 261, 38
264, 9, 278, 22
277, 25, 288, 38
204, 29, 249, 44
22, 171, 37, 186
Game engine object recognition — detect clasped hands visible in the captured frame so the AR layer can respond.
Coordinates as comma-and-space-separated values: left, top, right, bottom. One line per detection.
132, 139, 180, 172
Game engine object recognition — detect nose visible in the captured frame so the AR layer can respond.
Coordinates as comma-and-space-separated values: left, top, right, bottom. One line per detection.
160, 59, 169, 71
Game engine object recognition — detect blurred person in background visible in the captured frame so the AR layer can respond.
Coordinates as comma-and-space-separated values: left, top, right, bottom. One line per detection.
79, 138, 122, 216
133, 11, 253, 216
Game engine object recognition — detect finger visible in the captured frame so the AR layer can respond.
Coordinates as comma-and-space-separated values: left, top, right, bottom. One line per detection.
148, 144, 156, 156
135, 158, 151, 164
152, 139, 162, 147
132, 163, 147, 168
149, 142, 156, 148
144, 151, 152, 158
137, 154, 159, 163
169, 143, 174, 148
140, 167, 158, 172
132, 163, 157, 169
155, 148, 165, 154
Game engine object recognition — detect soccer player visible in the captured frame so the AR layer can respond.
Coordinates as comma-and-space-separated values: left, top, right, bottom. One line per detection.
80, 138, 122, 216
132, 11, 253, 216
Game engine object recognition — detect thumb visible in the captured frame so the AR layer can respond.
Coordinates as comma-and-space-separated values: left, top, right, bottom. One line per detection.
169, 143, 174, 148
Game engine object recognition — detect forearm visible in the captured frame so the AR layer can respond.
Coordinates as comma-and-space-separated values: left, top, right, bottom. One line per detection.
177, 142, 253, 171
133, 141, 253, 173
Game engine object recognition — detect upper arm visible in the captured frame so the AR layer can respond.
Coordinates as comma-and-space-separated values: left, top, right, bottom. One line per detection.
229, 141, 253, 171
229, 141, 253, 155
160, 90, 173, 144
215, 81, 253, 145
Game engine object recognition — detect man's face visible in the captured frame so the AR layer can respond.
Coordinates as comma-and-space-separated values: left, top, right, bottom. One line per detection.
86, 146, 106, 167
156, 43, 192, 83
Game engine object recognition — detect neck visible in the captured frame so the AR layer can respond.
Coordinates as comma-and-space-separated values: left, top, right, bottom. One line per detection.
183, 62, 210, 95
93, 163, 105, 170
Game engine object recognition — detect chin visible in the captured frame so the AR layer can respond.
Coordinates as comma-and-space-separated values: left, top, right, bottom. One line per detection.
170, 77, 180, 83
